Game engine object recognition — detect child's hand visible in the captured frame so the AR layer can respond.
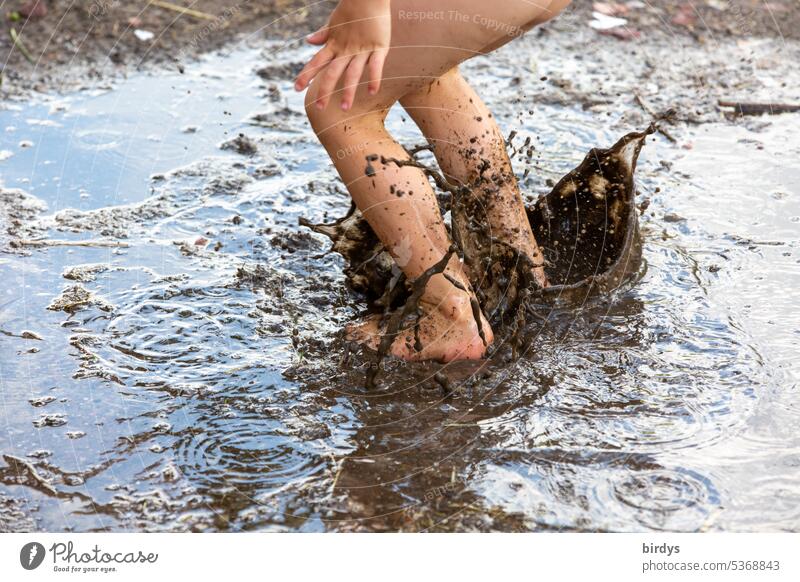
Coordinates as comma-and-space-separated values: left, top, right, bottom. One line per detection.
294, 0, 390, 111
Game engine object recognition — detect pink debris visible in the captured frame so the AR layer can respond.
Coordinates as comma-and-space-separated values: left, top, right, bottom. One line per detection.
599, 27, 641, 41
671, 3, 697, 28
19, 0, 47, 19
593, 2, 630, 17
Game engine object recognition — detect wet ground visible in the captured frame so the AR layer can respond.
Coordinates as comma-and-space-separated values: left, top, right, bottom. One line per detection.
0, 0, 325, 95
1, 24, 800, 531
3, 1, 799, 97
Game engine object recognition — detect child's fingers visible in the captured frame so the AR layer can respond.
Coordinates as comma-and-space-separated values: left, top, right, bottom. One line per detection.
366, 49, 388, 95
294, 47, 333, 91
306, 26, 329, 46
314, 56, 351, 110
340, 54, 369, 111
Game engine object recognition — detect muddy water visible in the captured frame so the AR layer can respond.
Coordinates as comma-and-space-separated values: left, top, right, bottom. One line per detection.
1, 43, 799, 532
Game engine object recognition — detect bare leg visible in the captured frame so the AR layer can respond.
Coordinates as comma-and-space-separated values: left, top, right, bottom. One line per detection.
306, 101, 491, 362
400, 67, 548, 288
304, 0, 571, 361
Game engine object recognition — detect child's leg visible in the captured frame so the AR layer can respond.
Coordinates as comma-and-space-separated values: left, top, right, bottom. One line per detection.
400, 67, 548, 288
306, 98, 491, 362
304, 0, 571, 361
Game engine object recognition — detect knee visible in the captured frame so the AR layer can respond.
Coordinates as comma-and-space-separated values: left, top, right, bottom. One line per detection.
304, 89, 343, 139
399, 67, 462, 109
305, 89, 389, 148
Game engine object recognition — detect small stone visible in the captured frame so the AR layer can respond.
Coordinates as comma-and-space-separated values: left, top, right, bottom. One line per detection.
28, 396, 55, 407
63, 475, 84, 486
20, 1, 48, 19
663, 212, 686, 223
162, 464, 182, 482
33, 413, 66, 428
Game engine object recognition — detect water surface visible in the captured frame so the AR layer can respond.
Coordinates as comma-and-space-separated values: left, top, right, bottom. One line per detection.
1, 41, 798, 532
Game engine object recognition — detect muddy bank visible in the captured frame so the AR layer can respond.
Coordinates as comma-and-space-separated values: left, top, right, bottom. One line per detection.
0, 0, 328, 96
1, 1, 798, 98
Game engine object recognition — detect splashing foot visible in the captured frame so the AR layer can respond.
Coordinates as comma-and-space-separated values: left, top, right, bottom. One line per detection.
346, 293, 493, 362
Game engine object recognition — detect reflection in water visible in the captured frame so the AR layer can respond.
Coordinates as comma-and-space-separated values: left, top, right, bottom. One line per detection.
0, 43, 798, 532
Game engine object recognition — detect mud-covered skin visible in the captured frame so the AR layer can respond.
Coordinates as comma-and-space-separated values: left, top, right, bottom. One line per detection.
447, 151, 542, 320
302, 125, 654, 374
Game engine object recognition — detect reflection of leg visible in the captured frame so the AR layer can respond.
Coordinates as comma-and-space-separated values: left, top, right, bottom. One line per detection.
400, 68, 548, 287
305, 89, 492, 362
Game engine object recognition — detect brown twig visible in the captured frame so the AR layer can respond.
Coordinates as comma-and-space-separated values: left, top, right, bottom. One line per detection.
147, 0, 217, 21
12, 239, 130, 249
633, 92, 677, 143
718, 100, 800, 116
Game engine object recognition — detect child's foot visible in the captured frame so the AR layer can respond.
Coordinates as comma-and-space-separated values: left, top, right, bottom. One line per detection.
346, 293, 493, 362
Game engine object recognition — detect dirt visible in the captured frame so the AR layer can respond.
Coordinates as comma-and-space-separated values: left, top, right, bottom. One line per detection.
1, 1, 797, 97
46, 283, 113, 313
0, 186, 47, 249
1, 0, 329, 96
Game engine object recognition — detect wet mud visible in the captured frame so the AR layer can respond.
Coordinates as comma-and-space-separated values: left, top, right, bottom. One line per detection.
1, 35, 799, 532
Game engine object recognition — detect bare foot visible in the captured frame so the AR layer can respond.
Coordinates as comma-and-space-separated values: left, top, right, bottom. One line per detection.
346, 294, 494, 362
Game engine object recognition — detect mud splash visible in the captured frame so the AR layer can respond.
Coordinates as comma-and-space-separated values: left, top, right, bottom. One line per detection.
302, 125, 654, 385
307, 126, 654, 310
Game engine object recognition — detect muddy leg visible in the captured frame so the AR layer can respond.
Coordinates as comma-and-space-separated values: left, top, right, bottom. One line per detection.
300, 0, 574, 359
400, 67, 548, 288
305, 94, 493, 362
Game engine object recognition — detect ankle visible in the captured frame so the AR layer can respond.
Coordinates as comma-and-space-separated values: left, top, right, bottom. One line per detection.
421, 290, 474, 322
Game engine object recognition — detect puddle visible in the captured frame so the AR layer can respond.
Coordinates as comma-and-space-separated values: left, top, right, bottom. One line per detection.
1, 40, 799, 532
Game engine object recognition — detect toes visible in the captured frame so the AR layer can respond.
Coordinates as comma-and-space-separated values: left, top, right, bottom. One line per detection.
385, 331, 417, 360
345, 317, 380, 347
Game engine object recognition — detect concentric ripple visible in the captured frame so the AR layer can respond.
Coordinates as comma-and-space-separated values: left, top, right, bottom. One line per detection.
174, 415, 327, 492
607, 469, 720, 532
